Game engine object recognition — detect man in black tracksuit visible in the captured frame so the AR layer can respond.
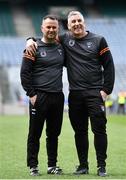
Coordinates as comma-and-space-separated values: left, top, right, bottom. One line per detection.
61, 11, 115, 177
26, 11, 115, 177
20, 15, 64, 176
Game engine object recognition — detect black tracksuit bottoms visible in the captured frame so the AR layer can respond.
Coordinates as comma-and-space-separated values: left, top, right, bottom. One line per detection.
68, 89, 107, 168
27, 91, 64, 168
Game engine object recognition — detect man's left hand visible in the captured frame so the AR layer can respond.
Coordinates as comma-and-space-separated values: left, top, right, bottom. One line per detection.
100, 90, 107, 101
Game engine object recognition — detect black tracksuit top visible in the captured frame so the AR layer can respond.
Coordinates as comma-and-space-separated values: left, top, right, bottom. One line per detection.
20, 40, 64, 97
60, 31, 115, 95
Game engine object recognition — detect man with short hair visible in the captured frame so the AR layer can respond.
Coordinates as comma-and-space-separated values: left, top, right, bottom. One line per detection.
20, 15, 64, 176
26, 11, 115, 177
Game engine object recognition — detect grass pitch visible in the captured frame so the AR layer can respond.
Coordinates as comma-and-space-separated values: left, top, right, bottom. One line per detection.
0, 113, 126, 179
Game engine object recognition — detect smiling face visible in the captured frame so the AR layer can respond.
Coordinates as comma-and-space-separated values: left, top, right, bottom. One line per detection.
67, 12, 87, 38
41, 17, 59, 43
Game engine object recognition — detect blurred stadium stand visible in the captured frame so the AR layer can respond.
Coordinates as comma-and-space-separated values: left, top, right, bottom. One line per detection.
0, 37, 25, 66
95, 0, 126, 17
0, 1, 16, 36
0, 0, 126, 114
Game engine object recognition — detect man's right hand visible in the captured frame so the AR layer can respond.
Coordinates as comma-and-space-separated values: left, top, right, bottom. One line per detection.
26, 39, 37, 55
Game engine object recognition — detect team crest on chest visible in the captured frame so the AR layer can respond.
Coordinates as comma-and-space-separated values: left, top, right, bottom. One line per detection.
87, 42, 93, 48
69, 39, 75, 47
40, 51, 47, 57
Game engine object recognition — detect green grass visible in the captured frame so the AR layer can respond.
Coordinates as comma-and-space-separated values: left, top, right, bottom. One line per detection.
0, 113, 126, 179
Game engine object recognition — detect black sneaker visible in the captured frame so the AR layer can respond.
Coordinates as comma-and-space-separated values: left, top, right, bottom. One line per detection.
30, 166, 40, 176
47, 166, 62, 175
97, 167, 107, 177
73, 165, 89, 175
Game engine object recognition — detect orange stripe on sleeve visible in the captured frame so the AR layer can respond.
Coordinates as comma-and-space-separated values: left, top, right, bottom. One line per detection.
100, 47, 109, 56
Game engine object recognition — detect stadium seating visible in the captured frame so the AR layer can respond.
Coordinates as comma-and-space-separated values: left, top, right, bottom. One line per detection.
0, 37, 25, 66
0, 2, 16, 36
96, 0, 126, 17
26, 3, 48, 36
